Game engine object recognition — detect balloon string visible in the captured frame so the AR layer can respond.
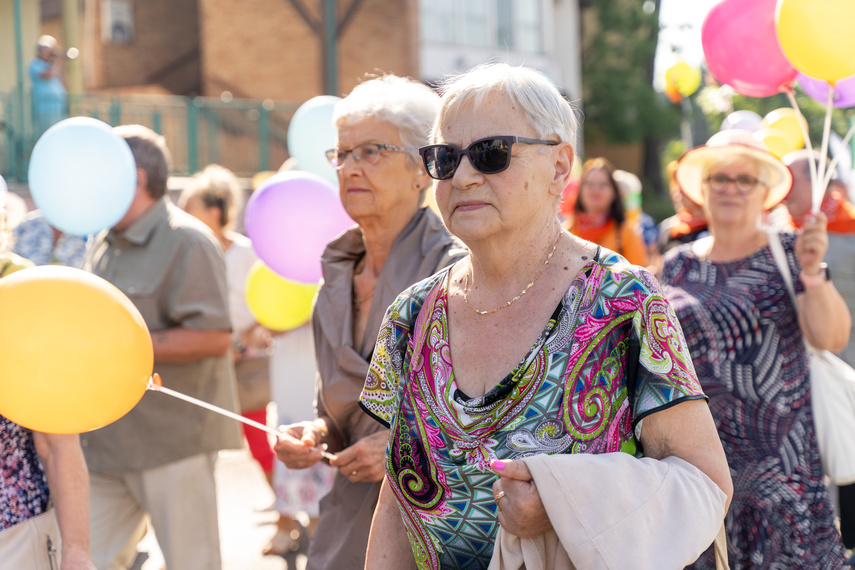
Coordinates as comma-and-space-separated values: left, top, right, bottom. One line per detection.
816, 87, 835, 214
145, 376, 336, 460
822, 120, 855, 192
786, 90, 818, 197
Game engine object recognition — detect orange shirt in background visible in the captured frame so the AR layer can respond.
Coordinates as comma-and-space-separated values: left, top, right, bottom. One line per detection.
567, 216, 649, 266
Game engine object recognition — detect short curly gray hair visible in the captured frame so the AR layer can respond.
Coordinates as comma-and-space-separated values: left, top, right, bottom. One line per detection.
432, 63, 578, 152
333, 74, 440, 168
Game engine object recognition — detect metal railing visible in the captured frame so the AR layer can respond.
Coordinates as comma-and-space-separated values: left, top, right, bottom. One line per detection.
0, 91, 302, 182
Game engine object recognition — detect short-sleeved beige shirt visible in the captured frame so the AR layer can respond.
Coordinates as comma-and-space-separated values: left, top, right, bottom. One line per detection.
81, 198, 241, 472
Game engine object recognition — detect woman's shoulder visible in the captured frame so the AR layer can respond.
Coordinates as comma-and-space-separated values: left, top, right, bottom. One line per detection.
592, 248, 661, 296
662, 239, 703, 270
775, 229, 798, 249
386, 264, 454, 327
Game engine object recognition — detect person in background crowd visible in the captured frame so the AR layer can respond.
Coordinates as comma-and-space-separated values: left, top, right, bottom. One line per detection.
83, 125, 241, 570
0, 201, 96, 570
12, 209, 88, 268
179, 165, 275, 486
783, 149, 855, 560
661, 130, 850, 568
565, 157, 648, 266
613, 168, 661, 272
272, 74, 466, 570
658, 160, 709, 255
364, 62, 730, 569
29, 35, 67, 136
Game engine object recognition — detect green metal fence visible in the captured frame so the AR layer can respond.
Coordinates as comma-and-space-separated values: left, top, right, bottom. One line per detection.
0, 91, 302, 182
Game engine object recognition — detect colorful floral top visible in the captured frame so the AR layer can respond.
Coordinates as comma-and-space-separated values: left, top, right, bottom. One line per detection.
0, 415, 50, 531
359, 249, 705, 569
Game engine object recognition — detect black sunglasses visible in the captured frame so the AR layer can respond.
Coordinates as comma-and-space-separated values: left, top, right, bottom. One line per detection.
418, 136, 559, 180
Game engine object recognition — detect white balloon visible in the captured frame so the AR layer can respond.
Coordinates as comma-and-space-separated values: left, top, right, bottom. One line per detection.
721, 110, 763, 133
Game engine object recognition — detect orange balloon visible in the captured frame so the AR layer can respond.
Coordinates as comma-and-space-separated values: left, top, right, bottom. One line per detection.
0, 266, 153, 433
665, 82, 682, 104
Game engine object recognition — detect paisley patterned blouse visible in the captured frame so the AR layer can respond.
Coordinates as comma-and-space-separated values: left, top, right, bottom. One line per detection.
359, 248, 705, 569
1, 415, 50, 531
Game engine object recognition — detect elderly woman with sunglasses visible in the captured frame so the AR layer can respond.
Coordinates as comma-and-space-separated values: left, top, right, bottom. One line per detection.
660, 131, 850, 569
359, 63, 733, 570
272, 75, 465, 570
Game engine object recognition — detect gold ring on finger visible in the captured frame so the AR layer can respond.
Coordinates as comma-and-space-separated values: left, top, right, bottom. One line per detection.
494, 490, 506, 511
351, 470, 358, 477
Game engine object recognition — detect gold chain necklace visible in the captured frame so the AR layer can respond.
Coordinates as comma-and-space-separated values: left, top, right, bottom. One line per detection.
463, 231, 562, 315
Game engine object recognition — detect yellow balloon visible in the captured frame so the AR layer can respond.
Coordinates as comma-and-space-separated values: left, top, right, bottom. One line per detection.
665, 62, 702, 97
776, 0, 855, 83
246, 261, 318, 331
252, 170, 277, 191
761, 108, 806, 150
0, 266, 153, 433
754, 128, 798, 159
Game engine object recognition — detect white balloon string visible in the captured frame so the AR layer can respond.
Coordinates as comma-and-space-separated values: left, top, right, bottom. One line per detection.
822, 120, 855, 192
816, 88, 835, 214
145, 378, 336, 459
147, 380, 279, 435
787, 90, 818, 196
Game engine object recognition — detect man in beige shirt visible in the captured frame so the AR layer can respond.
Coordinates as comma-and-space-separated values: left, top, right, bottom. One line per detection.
82, 125, 241, 569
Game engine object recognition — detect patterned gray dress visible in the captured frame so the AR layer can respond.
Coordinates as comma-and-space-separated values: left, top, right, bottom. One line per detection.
661, 233, 845, 569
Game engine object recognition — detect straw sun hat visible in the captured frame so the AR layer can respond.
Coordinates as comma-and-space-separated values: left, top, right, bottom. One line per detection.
675, 129, 793, 211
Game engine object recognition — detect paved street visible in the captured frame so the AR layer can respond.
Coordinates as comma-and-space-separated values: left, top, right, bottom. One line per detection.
132, 448, 303, 570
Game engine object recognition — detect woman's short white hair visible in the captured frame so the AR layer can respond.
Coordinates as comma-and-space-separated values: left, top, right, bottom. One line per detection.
432, 62, 578, 151
333, 74, 440, 167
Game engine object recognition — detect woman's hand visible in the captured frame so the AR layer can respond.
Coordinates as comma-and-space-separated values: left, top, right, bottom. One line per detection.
490, 459, 553, 538
795, 212, 828, 275
273, 421, 326, 469
329, 430, 389, 483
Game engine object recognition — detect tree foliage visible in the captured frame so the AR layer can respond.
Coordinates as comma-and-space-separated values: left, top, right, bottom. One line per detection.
581, 0, 680, 144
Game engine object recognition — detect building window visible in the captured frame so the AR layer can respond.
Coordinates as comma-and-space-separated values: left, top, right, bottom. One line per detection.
420, 0, 542, 53
101, 0, 134, 44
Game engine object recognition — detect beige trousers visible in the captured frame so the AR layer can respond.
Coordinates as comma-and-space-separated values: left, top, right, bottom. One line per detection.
89, 452, 221, 570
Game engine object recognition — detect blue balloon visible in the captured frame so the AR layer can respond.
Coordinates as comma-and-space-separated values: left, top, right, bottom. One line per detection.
28, 117, 136, 236
287, 96, 341, 185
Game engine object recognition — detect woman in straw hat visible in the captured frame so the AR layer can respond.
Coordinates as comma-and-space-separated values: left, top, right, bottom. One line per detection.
661, 130, 851, 568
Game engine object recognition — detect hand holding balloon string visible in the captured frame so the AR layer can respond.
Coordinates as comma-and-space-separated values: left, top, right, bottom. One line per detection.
146, 373, 336, 460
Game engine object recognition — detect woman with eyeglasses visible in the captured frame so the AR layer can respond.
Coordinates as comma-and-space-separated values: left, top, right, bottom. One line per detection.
272, 74, 465, 570
660, 130, 850, 568
359, 63, 732, 569
566, 157, 648, 266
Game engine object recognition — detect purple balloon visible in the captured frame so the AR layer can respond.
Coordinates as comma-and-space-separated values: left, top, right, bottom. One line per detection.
797, 73, 855, 109
245, 171, 353, 283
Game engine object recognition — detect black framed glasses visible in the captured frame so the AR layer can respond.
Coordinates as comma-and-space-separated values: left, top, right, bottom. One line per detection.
418, 135, 560, 180
325, 143, 410, 170
705, 173, 765, 194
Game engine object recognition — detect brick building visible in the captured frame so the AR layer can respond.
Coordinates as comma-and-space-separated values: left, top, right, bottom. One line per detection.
29, 0, 580, 101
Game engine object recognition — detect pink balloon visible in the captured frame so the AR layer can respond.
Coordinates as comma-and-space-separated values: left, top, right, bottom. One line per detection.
797, 73, 855, 109
245, 171, 354, 284
702, 0, 797, 97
